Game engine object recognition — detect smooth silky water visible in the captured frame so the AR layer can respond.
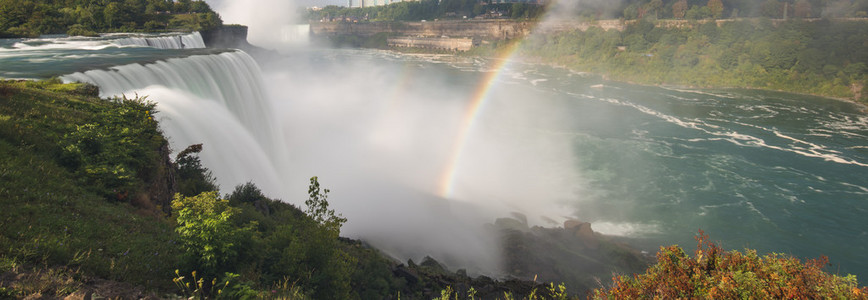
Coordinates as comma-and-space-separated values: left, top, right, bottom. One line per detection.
260, 48, 868, 278
2, 36, 866, 277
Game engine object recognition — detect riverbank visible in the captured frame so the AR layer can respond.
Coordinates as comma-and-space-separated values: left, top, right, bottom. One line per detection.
0, 79, 652, 298
518, 54, 868, 112
314, 18, 868, 106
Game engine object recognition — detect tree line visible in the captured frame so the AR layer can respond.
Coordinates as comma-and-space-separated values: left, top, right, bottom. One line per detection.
0, 0, 222, 38
307, 0, 868, 22
521, 18, 868, 101
307, 0, 547, 22
620, 0, 868, 20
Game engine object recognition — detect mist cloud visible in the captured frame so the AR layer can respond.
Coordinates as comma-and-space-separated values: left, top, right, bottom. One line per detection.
240, 51, 586, 274
205, 0, 300, 47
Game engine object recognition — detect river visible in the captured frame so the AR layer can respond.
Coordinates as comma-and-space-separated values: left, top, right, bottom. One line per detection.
2, 35, 867, 278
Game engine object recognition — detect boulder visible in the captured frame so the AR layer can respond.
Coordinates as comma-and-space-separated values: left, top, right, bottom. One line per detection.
496, 218, 530, 232
563, 219, 584, 231
564, 219, 599, 249
392, 264, 420, 285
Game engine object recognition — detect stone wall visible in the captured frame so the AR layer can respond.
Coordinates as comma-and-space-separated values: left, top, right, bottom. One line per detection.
387, 36, 475, 51
310, 20, 534, 41
200, 24, 251, 49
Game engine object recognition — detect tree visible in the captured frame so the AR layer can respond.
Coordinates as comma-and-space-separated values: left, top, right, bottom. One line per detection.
685, 5, 712, 20
174, 0, 192, 13
794, 0, 812, 18
175, 144, 219, 197
673, 0, 688, 19
761, 0, 783, 18
172, 191, 254, 273
708, 0, 724, 19
305, 176, 346, 235
104, 2, 120, 29
646, 0, 664, 19
623, 2, 641, 20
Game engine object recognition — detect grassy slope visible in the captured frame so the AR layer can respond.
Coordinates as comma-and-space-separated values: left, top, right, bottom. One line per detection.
0, 80, 542, 299
1, 77, 865, 299
0, 80, 182, 297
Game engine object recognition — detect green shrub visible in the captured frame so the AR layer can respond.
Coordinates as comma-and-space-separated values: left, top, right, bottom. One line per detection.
171, 191, 255, 275
144, 20, 164, 31
58, 95, 161, 201
175, 144, 219, 197
592, 230, 868, 299
66, 24, 98, 37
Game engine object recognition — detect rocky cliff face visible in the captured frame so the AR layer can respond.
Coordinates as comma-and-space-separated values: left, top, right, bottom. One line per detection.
200, 25, 277, 60
310, 20, 535, 41
138, 141, 176, 216
496, 218, 653, 296
201, 25, 252, 49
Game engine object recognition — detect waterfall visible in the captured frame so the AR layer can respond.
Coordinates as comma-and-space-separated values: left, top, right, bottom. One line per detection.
112, 32, 206, 49
280, 24, 310, 46
60, 51, 288, 196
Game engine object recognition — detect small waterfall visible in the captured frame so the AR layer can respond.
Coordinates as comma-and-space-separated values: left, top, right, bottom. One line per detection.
112, 32, 205, 49
60, 51, 288, 195
280, 24, 310, 46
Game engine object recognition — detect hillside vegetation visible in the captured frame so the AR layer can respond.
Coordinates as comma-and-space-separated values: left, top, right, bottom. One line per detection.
1, 80, 866, 299
521, 19, 868, 102
0, 80, 557, 299
308, 0, 868, 22
0, 80, 393, 298
0, 0, 221, 38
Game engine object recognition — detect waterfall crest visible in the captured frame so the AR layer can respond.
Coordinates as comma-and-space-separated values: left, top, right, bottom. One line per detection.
112, 32, 206, 49
61, 51, 270, 142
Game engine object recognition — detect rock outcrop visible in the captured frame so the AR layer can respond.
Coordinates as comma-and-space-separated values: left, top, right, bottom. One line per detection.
497, 218, 652, 296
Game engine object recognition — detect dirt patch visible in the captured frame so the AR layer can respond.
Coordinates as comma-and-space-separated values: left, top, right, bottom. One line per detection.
0, 266, 164, 299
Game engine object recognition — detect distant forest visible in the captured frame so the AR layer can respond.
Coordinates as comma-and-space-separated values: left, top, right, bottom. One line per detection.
521, 18, 868, 101
308, 0, 868, 21
0, 0, 222, 38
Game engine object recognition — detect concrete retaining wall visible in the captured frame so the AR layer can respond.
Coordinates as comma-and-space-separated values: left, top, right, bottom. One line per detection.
387, 36, 475, 51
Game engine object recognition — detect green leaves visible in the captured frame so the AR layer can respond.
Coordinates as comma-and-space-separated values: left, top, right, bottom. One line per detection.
593, 230, 868, 299
57, 95, 160, 201
305, 176, 346, 236
171, 191, 253, 273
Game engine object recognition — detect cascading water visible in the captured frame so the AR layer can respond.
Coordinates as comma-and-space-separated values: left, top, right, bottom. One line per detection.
111, 32, 206, 49
58, 48, 505, 275
280, 24, 310, 46
60, 51, 289, 197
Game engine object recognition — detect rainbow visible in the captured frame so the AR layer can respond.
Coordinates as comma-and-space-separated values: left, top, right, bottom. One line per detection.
437, 40, 526, 198
436, 2, 561, 199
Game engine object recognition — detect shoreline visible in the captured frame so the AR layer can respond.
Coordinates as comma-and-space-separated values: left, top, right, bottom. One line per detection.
380, 45, 868, 112
313, 18, 868, 111
362, 32, 867, 110
512, 55, 868, 112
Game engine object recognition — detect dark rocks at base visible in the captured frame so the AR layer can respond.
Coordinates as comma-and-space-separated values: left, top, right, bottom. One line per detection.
389, 259, 546, 300
379, 217, 652, 299
200, 25, 251, 49
393, 264, 421, 285
498, 218, 653, 297
564, 219, 600, 250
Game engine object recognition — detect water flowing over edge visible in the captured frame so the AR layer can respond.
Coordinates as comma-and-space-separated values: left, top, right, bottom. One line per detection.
60, 50, 289, 197
111, 32, 205, 49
